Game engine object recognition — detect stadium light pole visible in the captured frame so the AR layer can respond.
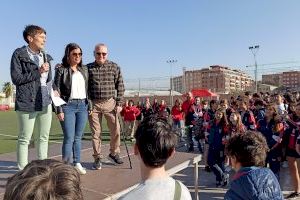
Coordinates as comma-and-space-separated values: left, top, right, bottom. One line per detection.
167, 59, 177, 106
248, 45, 259, 93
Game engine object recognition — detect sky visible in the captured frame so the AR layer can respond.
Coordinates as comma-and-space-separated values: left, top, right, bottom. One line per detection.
1, 0, 300, 89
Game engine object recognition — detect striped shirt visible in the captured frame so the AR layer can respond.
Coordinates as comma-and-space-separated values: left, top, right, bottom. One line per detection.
87, 60, 125, 105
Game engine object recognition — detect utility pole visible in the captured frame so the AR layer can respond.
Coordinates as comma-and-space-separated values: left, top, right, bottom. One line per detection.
182, 67, 186, 93
167, 59, 177, 106
248, 45, 260, 93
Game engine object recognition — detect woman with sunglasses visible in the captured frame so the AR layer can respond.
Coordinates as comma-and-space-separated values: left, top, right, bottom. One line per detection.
53, 43, 90, 175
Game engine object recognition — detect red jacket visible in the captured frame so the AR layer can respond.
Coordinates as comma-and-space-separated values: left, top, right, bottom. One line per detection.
121, 106, 141, 121
171, 106, 184, 121
182, 99, 194, 114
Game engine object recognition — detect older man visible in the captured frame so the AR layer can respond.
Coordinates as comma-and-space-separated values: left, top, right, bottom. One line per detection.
87, 43, 125, 169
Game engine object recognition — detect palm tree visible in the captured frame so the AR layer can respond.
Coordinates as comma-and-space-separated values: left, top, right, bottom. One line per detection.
2, 82, 12, 98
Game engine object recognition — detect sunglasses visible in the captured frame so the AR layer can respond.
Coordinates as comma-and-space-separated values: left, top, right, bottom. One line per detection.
72, 53, 82, 57
95, 52, 107, 56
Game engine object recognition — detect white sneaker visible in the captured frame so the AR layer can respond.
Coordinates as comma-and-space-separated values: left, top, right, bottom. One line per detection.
282, 161, 288, 168
75, 163, 86, 175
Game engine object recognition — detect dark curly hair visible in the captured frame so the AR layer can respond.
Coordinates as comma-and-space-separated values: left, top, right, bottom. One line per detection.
134, 115, 177, 168
226, 131, 269, 167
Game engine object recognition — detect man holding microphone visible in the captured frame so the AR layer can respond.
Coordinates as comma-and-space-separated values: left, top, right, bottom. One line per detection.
10, 25, 53, 170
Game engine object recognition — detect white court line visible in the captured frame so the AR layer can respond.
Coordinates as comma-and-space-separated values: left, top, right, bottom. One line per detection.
0, 133, 17, 138
0, 133, 62, 144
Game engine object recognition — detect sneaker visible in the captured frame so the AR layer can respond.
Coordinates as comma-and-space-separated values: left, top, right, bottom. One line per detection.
108, 153, 124, 164
216, 181, 222, 187
92, 158, 102, 170
282, 161, 289, 168
74, 163, 86, 175
125, 136, 131, 141
286, 192, 300, 199
222, 173, 229, 186
129, 136, 136, 142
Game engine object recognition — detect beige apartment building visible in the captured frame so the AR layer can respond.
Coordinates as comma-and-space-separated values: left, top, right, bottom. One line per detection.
261, 73, 282, 86
262, 70, 300, 89
172, 65, 253, 94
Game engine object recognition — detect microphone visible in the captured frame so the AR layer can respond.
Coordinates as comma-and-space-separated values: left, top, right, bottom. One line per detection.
41, 49, 48, 63
40, 50, 49, 73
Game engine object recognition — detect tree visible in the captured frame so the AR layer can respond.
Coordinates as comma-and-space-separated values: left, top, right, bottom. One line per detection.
2, 82, 12, 98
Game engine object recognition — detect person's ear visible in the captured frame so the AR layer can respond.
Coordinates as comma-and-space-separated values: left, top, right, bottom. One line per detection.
27, 35, 33, 43
169, 148, 176, 158
134, 144, 139, 155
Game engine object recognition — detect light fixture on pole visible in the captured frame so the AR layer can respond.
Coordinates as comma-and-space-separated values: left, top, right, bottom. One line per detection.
167, 59, 177, 106
248, 45, 259, 93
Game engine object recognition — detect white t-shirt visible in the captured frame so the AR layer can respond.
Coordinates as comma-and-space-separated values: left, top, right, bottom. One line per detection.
277, 103, 288, 115
70, 71, 86, 99
119, 177, 192, 200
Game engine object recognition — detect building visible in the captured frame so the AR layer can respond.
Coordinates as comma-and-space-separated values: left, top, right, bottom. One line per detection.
262, 70, 300, 89
262, 73, 282, 86
124, 89, 183, 106
282, 71, 300, 89
257, 83, 278, 93
171, 65, 253, 94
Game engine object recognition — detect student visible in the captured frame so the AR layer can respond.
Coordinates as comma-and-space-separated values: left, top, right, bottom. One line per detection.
185, 96, 203, 152
4, 159, 83, 200
171, 99, 184, 138
238, 99, 256, 131
158, 99, 171, 120
257, 104, 284, 180
208, 108, 229, 187
119, 115, 192, 200
10, 25, 53, 170
121, 100, 141, 140
141, 101, 154, 119
224, 132, 283, 200
229, 111, 246, 136
283, 103, 300, 199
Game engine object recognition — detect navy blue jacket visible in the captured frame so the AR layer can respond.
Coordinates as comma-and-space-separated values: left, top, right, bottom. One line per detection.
224, 167, 283, 200
10, 46, 52, 112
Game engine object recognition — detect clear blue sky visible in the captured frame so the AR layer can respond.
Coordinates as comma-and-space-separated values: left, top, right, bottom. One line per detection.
1, 0, 300, 88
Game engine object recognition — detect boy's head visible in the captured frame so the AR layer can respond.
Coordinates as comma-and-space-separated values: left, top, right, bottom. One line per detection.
4, 159, 83, 200
134, 115, 177, 168
226, 131, 269, 171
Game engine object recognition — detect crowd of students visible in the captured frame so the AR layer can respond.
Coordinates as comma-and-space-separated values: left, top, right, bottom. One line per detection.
120, 91, 300, 199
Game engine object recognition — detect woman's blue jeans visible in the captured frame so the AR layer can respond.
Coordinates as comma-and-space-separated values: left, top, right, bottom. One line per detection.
60, 99, 88, 164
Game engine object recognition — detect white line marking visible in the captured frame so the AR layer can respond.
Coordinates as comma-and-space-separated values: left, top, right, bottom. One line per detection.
0, 133, 17, 138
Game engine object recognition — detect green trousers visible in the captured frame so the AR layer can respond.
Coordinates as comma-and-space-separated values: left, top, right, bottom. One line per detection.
16, 105, 52, 170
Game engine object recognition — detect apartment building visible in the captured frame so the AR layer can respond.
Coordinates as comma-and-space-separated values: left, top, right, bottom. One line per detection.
171, 65, 253, 94
282, 71, 300, 89
261, 70, 300, 89
261, 73, 282, 86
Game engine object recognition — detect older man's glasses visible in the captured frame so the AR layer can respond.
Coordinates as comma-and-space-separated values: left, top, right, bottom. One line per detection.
96, 52, 107, 56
